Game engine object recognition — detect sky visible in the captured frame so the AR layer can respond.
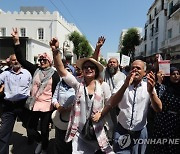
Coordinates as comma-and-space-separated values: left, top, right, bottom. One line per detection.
0, 0, 154, 59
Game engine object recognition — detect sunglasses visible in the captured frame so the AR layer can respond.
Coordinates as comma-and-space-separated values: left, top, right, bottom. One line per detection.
38, 59, 48, 62
82, 65, 96, 70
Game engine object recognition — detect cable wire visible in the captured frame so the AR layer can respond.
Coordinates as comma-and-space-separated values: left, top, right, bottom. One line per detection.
48, 0, 86, 36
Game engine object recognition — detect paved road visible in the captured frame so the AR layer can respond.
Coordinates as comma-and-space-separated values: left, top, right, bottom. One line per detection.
9, 121, 55, 154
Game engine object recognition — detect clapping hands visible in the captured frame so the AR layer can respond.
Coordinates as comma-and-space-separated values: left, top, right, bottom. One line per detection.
156, 71, 165, 84
147, 71, 156, 94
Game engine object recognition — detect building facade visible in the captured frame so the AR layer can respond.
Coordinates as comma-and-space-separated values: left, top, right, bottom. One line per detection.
160, 0, 180, 65
138, 0, 180, 66
0, 7, 82, 64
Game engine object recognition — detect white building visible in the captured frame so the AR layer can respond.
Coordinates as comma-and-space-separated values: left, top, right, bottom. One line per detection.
160, 0, 180, 64
138, 0, 180, 65
144, 0, 168, 57
0, 7, 82, 64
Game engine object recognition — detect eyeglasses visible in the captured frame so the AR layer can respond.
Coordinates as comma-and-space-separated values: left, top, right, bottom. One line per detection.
38, 59, 48, 63
82, 65, 96, 70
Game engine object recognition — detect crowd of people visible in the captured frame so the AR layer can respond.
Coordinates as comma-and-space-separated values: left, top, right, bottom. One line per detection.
0, 28, 179, 154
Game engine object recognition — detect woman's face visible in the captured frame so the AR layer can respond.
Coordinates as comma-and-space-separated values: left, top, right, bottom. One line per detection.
82, 61, 97, 79
170, 70, 180, 83
38, 58, 51, 69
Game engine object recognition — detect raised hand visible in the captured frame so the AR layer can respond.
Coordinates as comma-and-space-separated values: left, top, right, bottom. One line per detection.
93, 36, 106, 60
147, 71, 156, 93
156, 71, 164, 84
124, 69, 136, 87
11, 28, 20, 45
49, 38, 59, 52
96, 36, 106, 49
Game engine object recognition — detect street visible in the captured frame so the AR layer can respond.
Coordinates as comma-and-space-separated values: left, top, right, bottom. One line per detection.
9, 121, 55, 154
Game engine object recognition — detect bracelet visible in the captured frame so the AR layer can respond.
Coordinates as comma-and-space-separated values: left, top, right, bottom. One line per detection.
53, 48, 60, 52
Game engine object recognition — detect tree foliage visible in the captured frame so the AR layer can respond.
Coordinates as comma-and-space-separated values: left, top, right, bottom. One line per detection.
99, 57, 107, 66
68, 31, 92, 59
121, 28, 140, 60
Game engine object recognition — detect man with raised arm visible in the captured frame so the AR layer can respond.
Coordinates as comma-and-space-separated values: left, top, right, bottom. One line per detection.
93, 36, 126, 138
12, 28, 59, 154
98, 60, 162, 154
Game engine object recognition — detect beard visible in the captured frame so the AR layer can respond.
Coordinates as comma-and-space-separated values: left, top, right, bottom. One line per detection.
11, 63, 21, 71
107, 66, 118, 75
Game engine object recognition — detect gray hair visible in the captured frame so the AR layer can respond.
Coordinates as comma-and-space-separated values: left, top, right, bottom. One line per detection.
131, 60, 146, 71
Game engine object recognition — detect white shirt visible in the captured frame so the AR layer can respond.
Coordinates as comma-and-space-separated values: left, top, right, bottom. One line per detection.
103, 69, 126, 94
62, 72, 112, 130
113, 79, 151, 131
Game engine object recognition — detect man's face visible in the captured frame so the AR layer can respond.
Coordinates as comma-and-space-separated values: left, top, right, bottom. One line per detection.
131, 60, 146, 82
10, 55, 21, 70
107, 58, 118, 75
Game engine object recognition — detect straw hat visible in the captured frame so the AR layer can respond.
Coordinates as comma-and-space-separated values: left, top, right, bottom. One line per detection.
51, 110, 70, 130
76, 57, 104, 73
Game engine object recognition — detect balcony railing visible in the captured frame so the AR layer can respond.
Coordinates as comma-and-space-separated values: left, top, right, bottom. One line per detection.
154, 6, 162, 17
173, 2, 180, 13
170, 34, 180, 43
169, 1, 180, 18
161, 40, 166, 47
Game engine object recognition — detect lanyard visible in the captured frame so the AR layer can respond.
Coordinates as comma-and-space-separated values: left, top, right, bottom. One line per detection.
129, 87, 137, 128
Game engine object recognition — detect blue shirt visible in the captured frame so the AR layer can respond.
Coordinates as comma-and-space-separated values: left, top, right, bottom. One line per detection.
0, 68, 32, 101
52, 79, 75, 108
67, 64, 76, 76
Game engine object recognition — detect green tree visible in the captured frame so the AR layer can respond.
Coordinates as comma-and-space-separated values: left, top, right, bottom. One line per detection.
99, 57, 107, 66
121, 28, 140, 61
68, 31, 92, 59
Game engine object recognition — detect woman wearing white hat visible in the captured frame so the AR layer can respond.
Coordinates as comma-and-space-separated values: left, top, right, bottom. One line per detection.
50, 38, 114, 154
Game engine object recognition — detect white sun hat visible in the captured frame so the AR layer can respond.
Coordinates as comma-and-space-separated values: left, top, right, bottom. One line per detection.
51, 110, 70, 130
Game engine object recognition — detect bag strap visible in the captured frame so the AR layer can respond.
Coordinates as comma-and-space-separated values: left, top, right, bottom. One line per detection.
32, 68, 55, 98
57, 78, 62, 101
33, 84, 40, 98
84, 85, 94, 120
